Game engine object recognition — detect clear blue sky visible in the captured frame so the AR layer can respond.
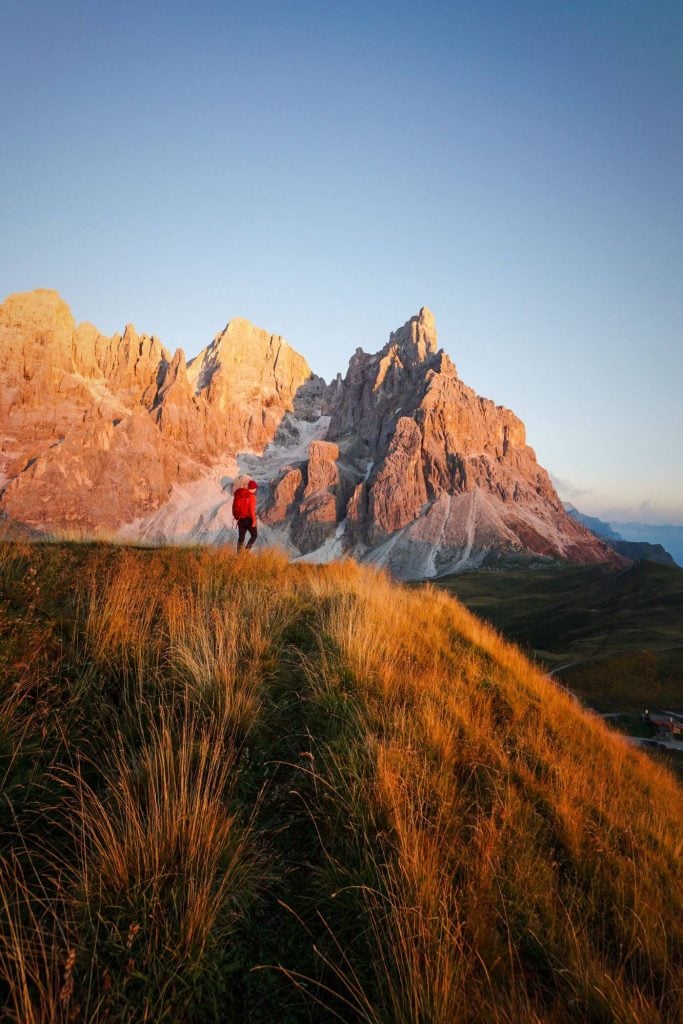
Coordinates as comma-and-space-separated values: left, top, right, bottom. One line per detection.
2, 0, 682, 524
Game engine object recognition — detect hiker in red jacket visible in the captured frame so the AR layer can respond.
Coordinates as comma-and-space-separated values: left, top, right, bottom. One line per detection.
232, 479, 258, 551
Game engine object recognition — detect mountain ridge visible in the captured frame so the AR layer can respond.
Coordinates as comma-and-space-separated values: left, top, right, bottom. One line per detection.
565, 503, 678, 566
0, 289, 622, 576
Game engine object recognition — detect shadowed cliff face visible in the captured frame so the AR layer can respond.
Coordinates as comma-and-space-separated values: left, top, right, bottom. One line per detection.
0, 289, 622, 575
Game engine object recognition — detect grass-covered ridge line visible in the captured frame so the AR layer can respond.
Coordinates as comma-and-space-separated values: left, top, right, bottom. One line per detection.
0, 542, 680, 1023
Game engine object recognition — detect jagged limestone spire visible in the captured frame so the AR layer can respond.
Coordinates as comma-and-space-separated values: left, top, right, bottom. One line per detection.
388, 306, 438, 364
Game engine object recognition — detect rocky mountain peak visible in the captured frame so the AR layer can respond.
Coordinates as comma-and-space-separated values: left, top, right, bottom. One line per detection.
0, 288, 625, 579
0, 289, 76, 373
388, 306, 439, 365
188, 317, 313, 399
0, 288, 73, 329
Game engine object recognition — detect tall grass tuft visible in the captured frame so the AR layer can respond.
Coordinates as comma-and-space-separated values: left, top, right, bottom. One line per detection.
0, 855, 74, 1024
66, 710, 262, 1017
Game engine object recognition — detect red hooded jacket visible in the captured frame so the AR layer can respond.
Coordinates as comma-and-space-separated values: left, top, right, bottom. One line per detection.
232, 487, 257, 527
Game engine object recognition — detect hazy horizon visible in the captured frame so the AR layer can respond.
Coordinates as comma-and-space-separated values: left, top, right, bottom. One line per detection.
2, 0, 682, 524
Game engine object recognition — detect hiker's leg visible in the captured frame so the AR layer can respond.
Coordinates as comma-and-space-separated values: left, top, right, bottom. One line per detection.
246, 524, 258, 549
237, 519, 248, 551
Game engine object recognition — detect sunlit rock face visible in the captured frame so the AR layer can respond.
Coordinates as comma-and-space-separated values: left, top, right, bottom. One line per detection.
186, 316, 323, 454
300, 306, 622, 576
0, 290, 316, 532
0, 289, 622, 577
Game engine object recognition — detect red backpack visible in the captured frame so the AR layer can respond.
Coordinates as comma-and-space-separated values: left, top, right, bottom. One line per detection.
232, 487, 252, 520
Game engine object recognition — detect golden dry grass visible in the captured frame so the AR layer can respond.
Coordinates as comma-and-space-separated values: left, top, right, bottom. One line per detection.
0, 542, 680, 1022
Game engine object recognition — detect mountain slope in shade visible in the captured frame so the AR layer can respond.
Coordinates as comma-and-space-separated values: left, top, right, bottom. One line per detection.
613, 522, 683, 568
609, 539, 676, 566
563, 503, 622, 540
0, 290, 622, 576
565, 504, 677, 566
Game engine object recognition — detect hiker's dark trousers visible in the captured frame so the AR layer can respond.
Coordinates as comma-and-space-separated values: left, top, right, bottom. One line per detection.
237, 518, 257, 550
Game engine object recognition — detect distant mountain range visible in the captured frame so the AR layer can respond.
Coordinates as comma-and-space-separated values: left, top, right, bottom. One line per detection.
611, 522, 683, 568
0, 288, 625, 577
564, 504, 681, 567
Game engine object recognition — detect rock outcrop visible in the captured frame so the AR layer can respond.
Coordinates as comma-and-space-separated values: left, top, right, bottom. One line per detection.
0, 289, 624, 577
261, 467, 305, 526
290, 440, 342, 553
367, 417, 428, 539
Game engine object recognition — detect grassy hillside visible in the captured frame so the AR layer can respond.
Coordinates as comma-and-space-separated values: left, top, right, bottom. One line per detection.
0, 542, 681, 1023
434, 561, 683, 712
